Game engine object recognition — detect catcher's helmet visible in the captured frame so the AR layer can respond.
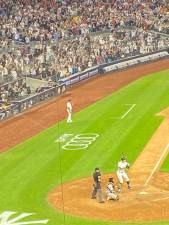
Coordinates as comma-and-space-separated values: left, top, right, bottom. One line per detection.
109, 177, 114, 182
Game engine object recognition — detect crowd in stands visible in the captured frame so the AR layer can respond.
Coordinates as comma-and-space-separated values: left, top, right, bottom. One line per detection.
0, 28, 169, 83
0, 0, 169, 120
0, 77, 57, 120
0, 79, 31, 102
0, 0, 169, 44
0, 100, 12, 120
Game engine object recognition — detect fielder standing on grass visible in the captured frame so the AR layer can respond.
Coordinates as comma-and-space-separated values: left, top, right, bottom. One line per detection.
66, 99, 73, 123
116, 156, 131, 192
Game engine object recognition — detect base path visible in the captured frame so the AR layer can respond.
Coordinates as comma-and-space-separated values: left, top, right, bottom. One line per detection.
0, 59, 169, 152
131, 109, 169, 186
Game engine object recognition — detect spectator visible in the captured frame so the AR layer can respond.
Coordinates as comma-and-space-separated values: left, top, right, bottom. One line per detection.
0, 0, 169, 87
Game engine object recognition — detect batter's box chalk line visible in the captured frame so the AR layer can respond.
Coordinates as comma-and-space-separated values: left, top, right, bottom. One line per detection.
153, 196, 169, 202
139, 191, 149, 195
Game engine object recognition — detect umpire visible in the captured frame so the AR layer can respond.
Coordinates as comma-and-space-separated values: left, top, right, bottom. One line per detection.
91, 167, 105, 203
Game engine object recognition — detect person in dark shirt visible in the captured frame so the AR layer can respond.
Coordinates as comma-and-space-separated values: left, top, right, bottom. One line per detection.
91, 167, 105, 203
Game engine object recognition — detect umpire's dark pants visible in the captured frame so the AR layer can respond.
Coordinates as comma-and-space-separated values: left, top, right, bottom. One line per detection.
91, 182, 104, 202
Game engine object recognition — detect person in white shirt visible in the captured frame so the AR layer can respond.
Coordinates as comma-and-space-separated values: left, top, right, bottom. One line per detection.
116, 157, 131, 192
66, 99, 73, 123
106, 177, 119, 201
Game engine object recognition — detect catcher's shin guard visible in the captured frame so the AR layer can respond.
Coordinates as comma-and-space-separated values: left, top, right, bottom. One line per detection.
118, 183, 122, 192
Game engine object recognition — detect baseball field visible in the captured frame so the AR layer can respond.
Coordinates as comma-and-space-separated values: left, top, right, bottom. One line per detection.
1, 60, 169, 225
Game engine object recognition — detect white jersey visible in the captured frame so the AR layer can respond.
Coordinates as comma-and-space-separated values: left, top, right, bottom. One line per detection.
107, 182, 115, 194
67, 101, 72, 113
117, 161, 129, 174
106, 182, 119, 200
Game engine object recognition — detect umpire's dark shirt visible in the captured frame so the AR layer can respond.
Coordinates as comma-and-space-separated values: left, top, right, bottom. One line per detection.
93, 171, 101, 189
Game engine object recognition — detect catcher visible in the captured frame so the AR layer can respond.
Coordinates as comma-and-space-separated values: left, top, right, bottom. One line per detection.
106, 177, 119, 201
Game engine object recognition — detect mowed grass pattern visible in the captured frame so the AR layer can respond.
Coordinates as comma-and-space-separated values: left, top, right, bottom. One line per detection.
0, 69, 169, 225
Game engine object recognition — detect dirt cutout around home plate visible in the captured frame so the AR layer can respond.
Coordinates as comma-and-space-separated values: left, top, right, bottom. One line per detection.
48, 108, 169, 222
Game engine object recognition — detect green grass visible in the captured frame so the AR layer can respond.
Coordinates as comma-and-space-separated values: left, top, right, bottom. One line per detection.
161, 154, 169, 172
1, 69, 169, 225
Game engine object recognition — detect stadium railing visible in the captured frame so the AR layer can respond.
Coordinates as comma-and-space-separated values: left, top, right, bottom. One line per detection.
0, 84, 66, 121
0, 77, 24, 89
59, 49, 169, 87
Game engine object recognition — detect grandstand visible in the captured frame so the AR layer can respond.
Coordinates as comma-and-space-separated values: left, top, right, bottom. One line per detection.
0, 0, 169, 120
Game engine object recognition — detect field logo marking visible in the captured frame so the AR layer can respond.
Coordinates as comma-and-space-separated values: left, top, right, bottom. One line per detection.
0, 211, 49, 225
55, 134, 73, 143
120, 104, 136, 119
61, 133, 100, 150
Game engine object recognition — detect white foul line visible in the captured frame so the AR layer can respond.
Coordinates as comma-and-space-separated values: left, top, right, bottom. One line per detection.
121, 104, 136, 119
144, 143, 169, 187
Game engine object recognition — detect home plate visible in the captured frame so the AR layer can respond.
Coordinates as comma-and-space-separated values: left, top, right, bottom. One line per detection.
139, 191, 148, 195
